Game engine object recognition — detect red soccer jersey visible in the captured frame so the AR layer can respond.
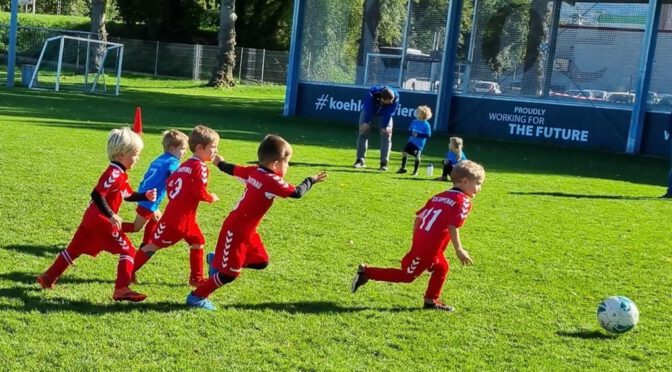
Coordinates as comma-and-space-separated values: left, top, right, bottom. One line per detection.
82, 163, 133, 225
160, 157, 214, 230
224, 165, 296, 232
412, 188, 473, 251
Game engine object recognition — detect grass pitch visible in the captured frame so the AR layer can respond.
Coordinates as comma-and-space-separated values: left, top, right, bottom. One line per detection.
0, 76, 670, 370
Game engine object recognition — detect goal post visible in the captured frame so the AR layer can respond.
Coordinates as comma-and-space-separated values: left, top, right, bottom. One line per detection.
29, 35, 124, 96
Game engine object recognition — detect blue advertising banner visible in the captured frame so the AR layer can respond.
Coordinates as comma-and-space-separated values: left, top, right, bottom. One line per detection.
297, 82, 437, 129
449, 97, 630, 152
641, 111, 671, 158
295, 82, 670, 157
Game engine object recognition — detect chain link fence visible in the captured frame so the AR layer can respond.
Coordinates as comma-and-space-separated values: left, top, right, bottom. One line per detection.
0, 25, 289, 85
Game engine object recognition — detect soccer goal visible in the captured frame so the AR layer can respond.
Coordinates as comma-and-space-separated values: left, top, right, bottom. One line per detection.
28, 35, 124, 96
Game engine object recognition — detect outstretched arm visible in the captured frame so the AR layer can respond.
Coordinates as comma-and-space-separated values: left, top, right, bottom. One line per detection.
288, 171, 328, 199
213, 154, 235, 176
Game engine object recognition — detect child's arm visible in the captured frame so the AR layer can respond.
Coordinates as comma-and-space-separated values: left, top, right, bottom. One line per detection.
288, 171, 328, 199
448, 225, 473, 265
212, 155, 235, 175
124, 189, 157, 202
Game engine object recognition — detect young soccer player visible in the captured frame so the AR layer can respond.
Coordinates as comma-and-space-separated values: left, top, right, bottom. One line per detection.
131, 125, 220, 287
437, 137, 467, 181
396, 105, 432, 176
122, 129, 189, 249
186, 134, 327, 310
351, 160, 485, 311
36, 127, 157, 302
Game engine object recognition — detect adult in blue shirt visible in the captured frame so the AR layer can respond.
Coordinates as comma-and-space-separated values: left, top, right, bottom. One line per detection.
354, 85, 400, 171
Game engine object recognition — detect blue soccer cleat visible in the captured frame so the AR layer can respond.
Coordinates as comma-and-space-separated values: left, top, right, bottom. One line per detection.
186, 293, 217, 311
206, 252, 218, 277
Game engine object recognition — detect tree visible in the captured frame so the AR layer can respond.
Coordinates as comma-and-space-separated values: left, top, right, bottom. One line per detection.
90, 0, 108, 70
208, 0, 237, 87
520, 0, 550, 95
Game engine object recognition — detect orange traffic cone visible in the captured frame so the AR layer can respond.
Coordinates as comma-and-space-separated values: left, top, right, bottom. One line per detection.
133, 107, 143, 134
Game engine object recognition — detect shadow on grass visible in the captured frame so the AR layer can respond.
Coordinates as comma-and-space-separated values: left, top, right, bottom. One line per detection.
0, 285, 185, 314
0, 271, 183, 288
222, 300, 422, 314
556, 330, 618, 339
1, 244, 64, 258
510, 191, 661, 200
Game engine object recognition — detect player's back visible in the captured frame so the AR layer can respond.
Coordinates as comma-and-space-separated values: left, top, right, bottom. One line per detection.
137, 152, 179, 211
162, 157, 209, 228
226, 166, 296, 231
413, 189, 472, 248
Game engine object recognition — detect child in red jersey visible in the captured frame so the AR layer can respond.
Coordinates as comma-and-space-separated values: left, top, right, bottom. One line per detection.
132, 125, 220, 287
37, 127, 157, 302
186, 134, 327, 310
351, 160, 484, 311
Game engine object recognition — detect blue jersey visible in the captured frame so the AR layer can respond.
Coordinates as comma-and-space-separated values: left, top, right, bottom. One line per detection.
137, 152, 180, 212
361, 85, 400, 128
445, 150, 467, 165
407, 119, 432, 150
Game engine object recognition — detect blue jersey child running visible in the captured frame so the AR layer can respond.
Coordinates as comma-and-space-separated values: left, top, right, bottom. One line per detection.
137, 152, 181, 212
407, 119, 432, 150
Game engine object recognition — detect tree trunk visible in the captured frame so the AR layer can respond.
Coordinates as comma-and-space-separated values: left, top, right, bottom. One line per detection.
208, 0, 237, 87
90, 0, 108, 71
521, 0, 550, 96
355, 0, 381, 85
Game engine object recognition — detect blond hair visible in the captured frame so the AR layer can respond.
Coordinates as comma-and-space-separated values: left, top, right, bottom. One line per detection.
416, 105, 433, 120
189, 125, 220, 152
257, 134, 293, 163
449, 136, 464, 158
107, 127, 143, 161
451, 160, 485, 183
162, 129, 189, 151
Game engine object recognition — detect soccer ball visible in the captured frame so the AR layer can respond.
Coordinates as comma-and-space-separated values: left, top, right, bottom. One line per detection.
597, 296, 639, 334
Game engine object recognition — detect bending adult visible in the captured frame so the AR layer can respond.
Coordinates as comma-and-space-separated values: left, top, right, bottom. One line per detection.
353, 85, 400, 171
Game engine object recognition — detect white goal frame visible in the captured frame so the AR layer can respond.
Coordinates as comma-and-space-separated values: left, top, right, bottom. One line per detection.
29, 35, 125, 96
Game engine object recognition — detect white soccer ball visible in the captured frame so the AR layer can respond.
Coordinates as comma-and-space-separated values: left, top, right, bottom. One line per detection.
597, 296, 639, 334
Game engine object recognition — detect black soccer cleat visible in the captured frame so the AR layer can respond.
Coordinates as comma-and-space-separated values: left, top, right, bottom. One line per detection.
396, 168, 408, 174
423, 299, 455, 312
351, 264, 369, 293
353, 158, 366, 169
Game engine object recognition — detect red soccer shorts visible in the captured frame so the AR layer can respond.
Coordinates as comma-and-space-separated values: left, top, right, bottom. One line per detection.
149, 221, 205, 248
67, 220, 135, 257
135, 205, 154, 220
212, 224, 269, 277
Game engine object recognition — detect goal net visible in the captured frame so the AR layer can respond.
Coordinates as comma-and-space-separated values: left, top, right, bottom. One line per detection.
28, 35, 124, 96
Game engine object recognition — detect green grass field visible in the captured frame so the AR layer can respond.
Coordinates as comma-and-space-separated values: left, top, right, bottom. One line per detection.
1, 77, 671, 370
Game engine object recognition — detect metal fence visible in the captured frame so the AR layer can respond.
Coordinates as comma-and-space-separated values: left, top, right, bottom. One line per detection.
0, 25, 289, 84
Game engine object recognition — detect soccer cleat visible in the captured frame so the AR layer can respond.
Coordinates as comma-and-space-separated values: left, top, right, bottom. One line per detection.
206, 252, 218, 277
423, 299, 454, 312
353, 159, 366, 169
186, 293, 217, 311
411, 171, 418, 176
36, 274, 55, 290
112, 287, 147, 302
396, 168, 407, 174
351, 264, 369, 293
379, 165, 389, 171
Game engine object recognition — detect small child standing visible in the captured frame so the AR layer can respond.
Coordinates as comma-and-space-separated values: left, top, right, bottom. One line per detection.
131, 125, 220, 287
396, 105, 432, 176
122, 129, 189, 249
352, 160, 485, 311
186, 134, 327, 310
438, 136, 467, 181
37, 127, 157, 302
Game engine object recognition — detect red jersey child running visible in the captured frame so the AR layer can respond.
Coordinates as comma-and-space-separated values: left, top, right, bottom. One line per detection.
131, 125, 220, 287
351, 160, 485, 311
186, 134, 327, 310
37, 127, 157, 302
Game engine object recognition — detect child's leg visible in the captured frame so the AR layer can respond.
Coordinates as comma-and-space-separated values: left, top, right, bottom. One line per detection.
365, 252, 431, 284
441, 160, 452, 179
399, 151, 408, 171
122, 214, 148, 233
243, 232, 269, 270
189, 244, 205, 285
191, 226, 246, 299
412, 153, 421, 175
424, 255, 449, 301
38, 226, 88, 288
132, 243, 159, 276
141, 218, 158, 247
